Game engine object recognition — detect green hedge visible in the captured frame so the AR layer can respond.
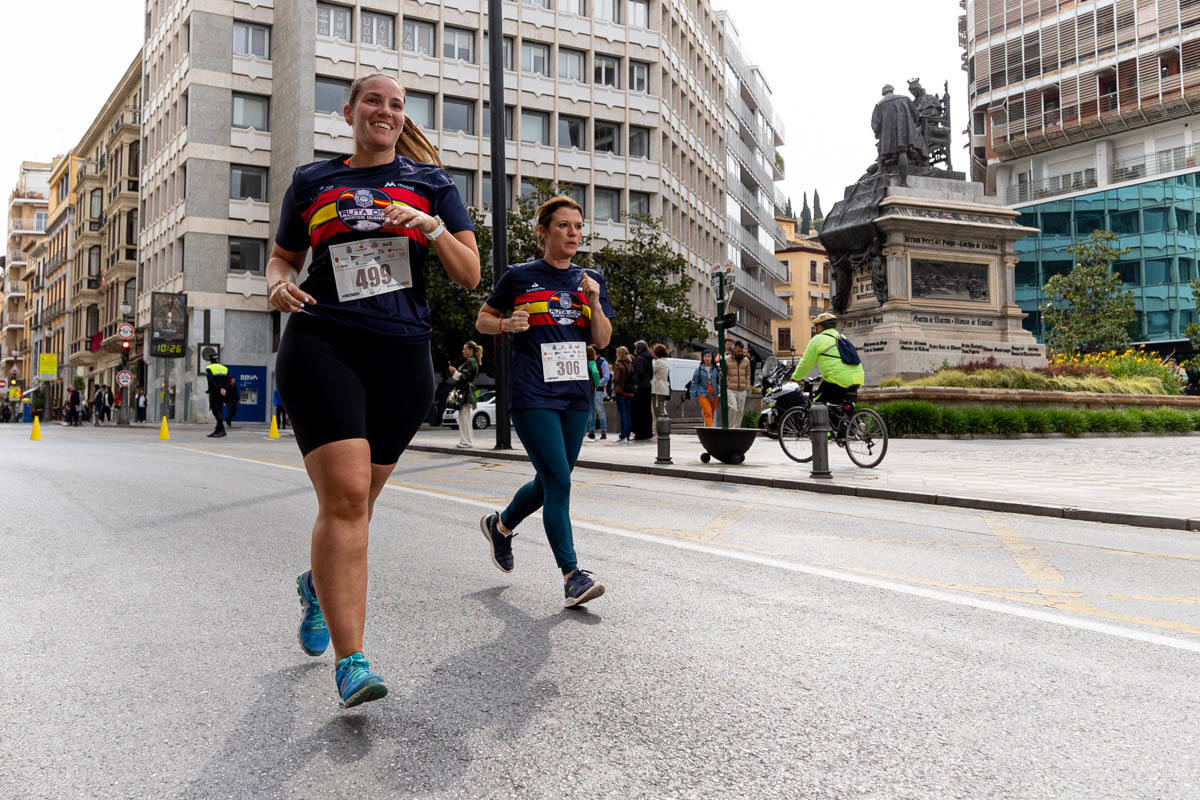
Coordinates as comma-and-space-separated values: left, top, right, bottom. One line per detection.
864, 401, 1200, 438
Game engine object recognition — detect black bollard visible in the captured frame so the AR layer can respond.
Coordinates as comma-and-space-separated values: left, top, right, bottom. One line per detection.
808, 403, 832, 480
655, 413, 672, 464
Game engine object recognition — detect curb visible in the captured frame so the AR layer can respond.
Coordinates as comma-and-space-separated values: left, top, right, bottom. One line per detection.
407, 443, 1198, 533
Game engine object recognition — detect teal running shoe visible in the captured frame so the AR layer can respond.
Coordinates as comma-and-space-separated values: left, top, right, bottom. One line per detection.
335, 652, 388, 708
296, 571, 329, 656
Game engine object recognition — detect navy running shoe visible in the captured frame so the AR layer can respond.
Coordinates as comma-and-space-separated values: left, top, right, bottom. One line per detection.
563, 569, 605, 607
335, 652, 388, 708
296, 570, 329, 656
480, 513, 515, 573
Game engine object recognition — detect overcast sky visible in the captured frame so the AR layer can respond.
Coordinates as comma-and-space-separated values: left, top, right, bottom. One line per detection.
1, 1, 965, 238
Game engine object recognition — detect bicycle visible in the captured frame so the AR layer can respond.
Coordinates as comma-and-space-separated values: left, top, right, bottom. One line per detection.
777, 379, 889, 468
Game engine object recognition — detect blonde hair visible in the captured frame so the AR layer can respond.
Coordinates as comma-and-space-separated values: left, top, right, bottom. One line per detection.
535, 195, 584, 251
347, 73, 443, 167
464, 340, 482, 366
616, 345, 632, 365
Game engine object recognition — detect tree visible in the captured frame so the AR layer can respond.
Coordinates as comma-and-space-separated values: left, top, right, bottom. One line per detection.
784, 196, 794, 218
799, 192, 812, 235
1040, 229, 1135, 355
592, 215, 708, 350
812, 190, 823, 222
1184, 276, 1200, 373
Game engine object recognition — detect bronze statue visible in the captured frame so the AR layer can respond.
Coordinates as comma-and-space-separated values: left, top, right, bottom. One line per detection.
871, 84, 926, 187
908, 79, 953, 171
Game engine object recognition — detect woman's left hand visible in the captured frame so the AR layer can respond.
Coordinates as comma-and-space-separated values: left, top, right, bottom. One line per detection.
383, 203, 437, 234
579, 273, 601, 303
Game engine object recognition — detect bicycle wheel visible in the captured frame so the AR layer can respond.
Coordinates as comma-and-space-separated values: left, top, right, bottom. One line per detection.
778, 406, 814, 463
845, 409, 888, 468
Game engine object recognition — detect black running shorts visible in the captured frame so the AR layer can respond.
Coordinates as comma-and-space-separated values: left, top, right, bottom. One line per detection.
276, 312, 435, 464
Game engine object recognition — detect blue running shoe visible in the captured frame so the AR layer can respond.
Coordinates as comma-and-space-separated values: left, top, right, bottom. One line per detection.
480, 513, 515, 573
563, 569, 605, 607
335, 652, 388, 708
296, 571, 329, 656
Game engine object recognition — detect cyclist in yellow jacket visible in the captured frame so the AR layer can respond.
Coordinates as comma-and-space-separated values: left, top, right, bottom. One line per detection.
790, 312, 866, 407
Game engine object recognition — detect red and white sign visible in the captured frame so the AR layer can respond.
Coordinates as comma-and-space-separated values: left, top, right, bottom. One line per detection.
117, 322, 135, 340
116, 370, 134, 388
0, 378, 6, 391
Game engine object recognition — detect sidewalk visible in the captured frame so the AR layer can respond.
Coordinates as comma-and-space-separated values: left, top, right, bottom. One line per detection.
411, 426, 1200, 531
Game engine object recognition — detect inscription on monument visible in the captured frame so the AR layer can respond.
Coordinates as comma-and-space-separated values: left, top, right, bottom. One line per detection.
911, 259, 990, 302
852, 265, 876, 303
903, 234, 998, 251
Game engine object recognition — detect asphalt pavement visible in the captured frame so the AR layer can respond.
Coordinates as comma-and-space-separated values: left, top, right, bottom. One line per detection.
2, 422, 1198, 799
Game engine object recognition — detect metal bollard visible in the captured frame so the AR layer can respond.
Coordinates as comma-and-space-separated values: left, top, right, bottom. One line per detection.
655, 414, 673, 464
808, 403, 832, 480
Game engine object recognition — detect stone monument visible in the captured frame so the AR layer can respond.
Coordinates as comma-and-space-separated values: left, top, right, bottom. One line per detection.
819, 79, 1045, 383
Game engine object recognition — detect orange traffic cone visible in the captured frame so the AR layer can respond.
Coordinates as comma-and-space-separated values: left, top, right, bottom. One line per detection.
159, 416, 170, 440
30, 415, 41, 441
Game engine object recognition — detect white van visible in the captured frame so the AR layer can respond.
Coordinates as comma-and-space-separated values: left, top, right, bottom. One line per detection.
661, 357, 702, 393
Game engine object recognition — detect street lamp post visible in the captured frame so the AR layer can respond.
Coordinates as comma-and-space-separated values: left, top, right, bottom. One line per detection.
487, 0, 512, 450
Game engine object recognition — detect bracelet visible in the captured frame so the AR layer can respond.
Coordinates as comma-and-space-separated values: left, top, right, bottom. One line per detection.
268, 279, 290, 296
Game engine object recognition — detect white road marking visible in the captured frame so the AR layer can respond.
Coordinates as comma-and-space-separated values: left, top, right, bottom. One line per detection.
173, 445, 1200, 654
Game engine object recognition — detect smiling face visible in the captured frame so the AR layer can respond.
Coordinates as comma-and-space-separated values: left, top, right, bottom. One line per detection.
462, 344, 472, 359
345, 75, 405, 155
541, 207, 584, 261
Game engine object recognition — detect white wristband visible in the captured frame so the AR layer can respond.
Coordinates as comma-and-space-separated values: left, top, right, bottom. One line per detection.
427, 220, 447, 241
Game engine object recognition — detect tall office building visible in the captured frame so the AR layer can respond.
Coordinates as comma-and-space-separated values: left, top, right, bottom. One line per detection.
139, 0, 729, 422
3, 161, 52, 388
716, 11, 787, 356
962, 0, 1200, 348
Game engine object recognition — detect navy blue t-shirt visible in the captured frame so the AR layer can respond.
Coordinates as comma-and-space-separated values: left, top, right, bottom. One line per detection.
275, 155, 473, 340
485, 260, 615, 412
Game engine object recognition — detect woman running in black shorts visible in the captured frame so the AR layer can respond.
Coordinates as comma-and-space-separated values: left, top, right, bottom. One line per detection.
269, 73, 480, 708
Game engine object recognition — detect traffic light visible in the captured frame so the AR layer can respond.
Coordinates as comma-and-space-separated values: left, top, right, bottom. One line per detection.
120, 339, 131, 367
715, 312, 739, 331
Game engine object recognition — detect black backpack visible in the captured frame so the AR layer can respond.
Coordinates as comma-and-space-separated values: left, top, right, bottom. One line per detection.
820, 332, 862, 366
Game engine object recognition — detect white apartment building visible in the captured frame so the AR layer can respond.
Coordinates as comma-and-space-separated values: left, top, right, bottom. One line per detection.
716, 11, 786, 356
139, 0, 730, 422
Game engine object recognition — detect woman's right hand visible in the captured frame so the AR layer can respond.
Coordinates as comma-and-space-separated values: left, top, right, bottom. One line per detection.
269, 279, 316, 313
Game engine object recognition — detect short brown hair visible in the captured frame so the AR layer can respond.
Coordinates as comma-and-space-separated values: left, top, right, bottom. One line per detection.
347, 73, 443, 167
535, 196, 584, 250
652, 343, 668, 358
586, 345, 598, 360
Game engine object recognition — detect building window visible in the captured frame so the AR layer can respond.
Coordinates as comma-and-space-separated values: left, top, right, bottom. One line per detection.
629, 0, 649, 28
482, 103, 514, 140
482, 173, 514, 209
809, 260, 817, 282
90, 188, 103, 219
559, 114, 586, 149
402, 18, 435, 56
777, 327, 792, 352
594, 121, 620, 154
88, 246, 101, 277
594, 54, 619, 87
483, 33, 514, 69
523, 0, 551, 7
314, 76, 350, 114
561, 183, 587, 213
595, 187, 620, 221
361, 11, 394, 49
629, 125, 650, 158
126, 209, 138, 245
229, 237, 266, 273
521, 109, 550, 145
443, 26, 475, 63
522, 41, 550, 76
316, 3, 351, 41
629, 60, 649, 93
442, 97, 475, 134
232, 93, 269, 130
230, 165, 267, 201
822, 264, 830, 284
595, 0, 619, 23
448, 169, 474, 204
559, 47, 586, 82
561, 0, 585, 14
629, 190, 650, 216
405, 91, 434, 128
233, 21, 269, 58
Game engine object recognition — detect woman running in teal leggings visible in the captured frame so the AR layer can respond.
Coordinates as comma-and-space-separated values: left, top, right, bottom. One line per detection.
474, 196, 614, 606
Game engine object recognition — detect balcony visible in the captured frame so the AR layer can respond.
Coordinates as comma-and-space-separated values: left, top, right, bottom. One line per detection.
730, 266, 788, 319
1111, 142, 1200, 185
727, 132, 777, 202
73, 275, 101, 301
727, 217, 786, 281
3, 280, 27, 298
2, 312, 25, 330
1005, 168, 1099, 205
7, 216, 46, 234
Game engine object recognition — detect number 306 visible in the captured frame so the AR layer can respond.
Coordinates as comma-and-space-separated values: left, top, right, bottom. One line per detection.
555, 360, 581, 377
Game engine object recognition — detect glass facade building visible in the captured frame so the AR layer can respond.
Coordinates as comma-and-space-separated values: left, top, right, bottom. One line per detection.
1014, 174, 1200, 344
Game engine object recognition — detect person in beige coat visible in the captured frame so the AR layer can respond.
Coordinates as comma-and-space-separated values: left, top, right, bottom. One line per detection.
724, 341, 751, 427
650, 343, 671, 417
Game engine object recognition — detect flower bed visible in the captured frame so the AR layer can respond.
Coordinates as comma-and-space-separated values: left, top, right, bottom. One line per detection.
864, 400, 1200, 438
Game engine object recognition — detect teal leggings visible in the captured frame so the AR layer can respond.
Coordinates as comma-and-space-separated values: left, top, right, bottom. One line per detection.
501, 408, 588, 574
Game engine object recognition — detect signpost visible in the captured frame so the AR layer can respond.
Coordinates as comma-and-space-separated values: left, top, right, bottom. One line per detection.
116, 370, 133, 388
710, 262, 737, 429
117, 322, 134, 340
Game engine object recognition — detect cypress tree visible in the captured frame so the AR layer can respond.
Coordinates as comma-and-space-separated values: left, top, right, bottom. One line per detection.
800, 192, 812, 234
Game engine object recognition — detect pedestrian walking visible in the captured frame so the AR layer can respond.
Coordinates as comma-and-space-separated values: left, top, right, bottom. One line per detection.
135, 387, 147, 423
585, 345, 609, 440
224, 375, 240, 428
650, 343, 670, 417
68, 386, 82, 426
102, 386, 115, 423
725, 340, 751, 428
689, 350, 721, 427
1, 403, 10, 423
91, 386, 104, 426
449, 341, 481, 448
269, 73, 480, 708
204, 350, 229, 438
631, 339, 654, 439
272, 386, 288, 428
611, 345, 634, 443
475, 194, 614, 607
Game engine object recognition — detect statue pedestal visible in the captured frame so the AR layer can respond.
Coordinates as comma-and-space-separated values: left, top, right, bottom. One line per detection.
837, 176, 1046, 383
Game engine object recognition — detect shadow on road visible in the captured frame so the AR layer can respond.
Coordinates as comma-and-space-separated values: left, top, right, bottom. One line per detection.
181, 586, 599, 798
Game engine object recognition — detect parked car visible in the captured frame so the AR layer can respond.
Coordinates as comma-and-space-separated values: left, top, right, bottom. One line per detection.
442, 390, 496, 429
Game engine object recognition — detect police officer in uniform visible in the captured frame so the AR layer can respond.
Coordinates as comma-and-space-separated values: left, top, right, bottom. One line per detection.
204, 349, 230, 438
